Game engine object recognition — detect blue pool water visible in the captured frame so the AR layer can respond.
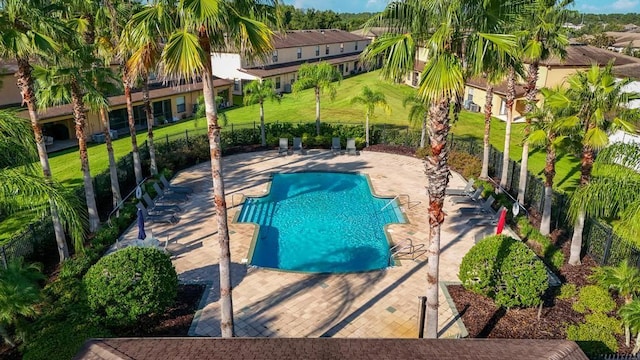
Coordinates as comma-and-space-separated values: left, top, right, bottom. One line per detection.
237, 172, 406, 273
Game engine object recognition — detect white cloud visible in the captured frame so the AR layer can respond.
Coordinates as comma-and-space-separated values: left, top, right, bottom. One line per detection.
613, 0, 639, 10
579, 3, 601, 11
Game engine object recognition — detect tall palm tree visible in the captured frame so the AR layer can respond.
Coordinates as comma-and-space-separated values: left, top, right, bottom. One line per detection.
620, 300, 640, 354
403, 92, 429, 148
516, 0, 571, 204
363, 0, 517, 338
292, 62, 342, 136
350, 85, 390, 146
0, 0, 74, 261
139, 0, 278, 337
526, 87, 579, 235
548, 64, 638, 265
243, 79, 280, 147
499, 66, 518, 190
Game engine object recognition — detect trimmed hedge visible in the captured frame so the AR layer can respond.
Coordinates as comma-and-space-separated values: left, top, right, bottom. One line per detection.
516, 216, 565, 271
459, 235, 549, 308
572, 285, 616, 314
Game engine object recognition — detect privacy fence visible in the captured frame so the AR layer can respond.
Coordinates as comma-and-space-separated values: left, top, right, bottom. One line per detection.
3, 120, 638, 269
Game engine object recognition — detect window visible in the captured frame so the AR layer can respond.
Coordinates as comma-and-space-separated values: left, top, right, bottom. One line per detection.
500, 99, 507, 115
340, 43, 344, 53
176, 96, 186, 113
297, 47, 302, 59
275, 77, 281, 89
315, 45, 320, 56
234, 79, 240, 91
272, 50, 278, 62
325, 45, 330, 55
412, 72, 419, 87
467, 88, 474, 102
339, 64, 344, 74
355, 41, 358, 51
345, 65, 348, 73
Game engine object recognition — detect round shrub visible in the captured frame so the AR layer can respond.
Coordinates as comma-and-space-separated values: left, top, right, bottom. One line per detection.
84, 247, 178, 327
459, 235, 549, 308
572, 285, 616, 314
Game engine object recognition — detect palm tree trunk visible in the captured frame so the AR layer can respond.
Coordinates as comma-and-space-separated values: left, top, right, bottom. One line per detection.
142, 75, 158, 176
424, 97, 451, 339
122, 65, 143, 185
569, 146, 596, 265
500, 67, 515, 190
518, 62, 540, 204
99, 106, 122, 210
420, 113, 427, 148
540, 142, 556, 236
481, 84, 494, 179
365, 112, 370, 146
259, 101, 266, 147
453, 92, 463, 124
70, 80, 100, 232
201, 32, 234, 337
16, 57, 69, 261
315, 87, 321, 136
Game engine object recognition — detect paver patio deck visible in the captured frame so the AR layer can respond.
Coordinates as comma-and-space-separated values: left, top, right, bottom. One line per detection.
122, 149, 516, 339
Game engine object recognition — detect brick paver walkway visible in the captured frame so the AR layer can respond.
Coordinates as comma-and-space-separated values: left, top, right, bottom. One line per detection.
124, 149, 516, 339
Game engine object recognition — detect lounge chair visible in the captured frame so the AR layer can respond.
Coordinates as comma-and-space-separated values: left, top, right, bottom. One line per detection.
346, 138, 357, 155
467, 206, 506, 226
446, 178, 475, 196
292, 137, 305, 155
143, 193, 181, 213
153, 183, 189, 202
160, 174, 192, 194
278, 138, 289, 155
458, 195, 495, 215
136, 202, 179, 224
331, 137, 342, 155
448, 186, 484, 204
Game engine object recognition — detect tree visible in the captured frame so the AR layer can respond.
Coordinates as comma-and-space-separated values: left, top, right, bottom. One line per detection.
0, 0, 75, 261
403, 92, 429, 148
517, 0, 571, 204
243, 79, 280, 147
363, 0, 518, 338
136, 0, 279, 337
549, 64, 639, 265
526, 87, 579, 235
620, 300, 640, 354
292, 62, 342, 136
350, 85, 390, 146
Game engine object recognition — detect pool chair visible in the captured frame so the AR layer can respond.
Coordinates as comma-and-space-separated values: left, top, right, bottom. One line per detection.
153, 183, 189, 203
292, 137, 305, 155
278, 138, 289, 155
346, 138, 357, 155
160, 174, 192, 194
448, 185, 484, 204
331, 137, 342, 155
136, 202, 179, 224
446, 178, 475, 196
467, 206, 506, 226
458, 195, 495, 215
143, 193, 181, 213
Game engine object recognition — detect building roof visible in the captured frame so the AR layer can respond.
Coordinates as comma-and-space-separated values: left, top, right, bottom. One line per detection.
74, 338, 588, 360
466, 77, 527, 98
0, 60, 19, 75
240, 53, 361, 78
605, 31, 640, 48
612, 63, 640, 80
273, 29, 368, 49
29, 78, 232, 120
350, 27, 391, 39
541, 44, 640, 67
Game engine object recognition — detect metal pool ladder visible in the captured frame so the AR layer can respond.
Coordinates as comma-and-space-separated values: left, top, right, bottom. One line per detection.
380, 194, 413, 211
389, 238, 426, 265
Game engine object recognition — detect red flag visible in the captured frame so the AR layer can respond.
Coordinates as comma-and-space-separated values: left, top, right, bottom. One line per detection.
496, 208, 507, 235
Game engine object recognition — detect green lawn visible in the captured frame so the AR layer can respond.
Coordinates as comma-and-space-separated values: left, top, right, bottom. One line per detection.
0, 70, 581, 239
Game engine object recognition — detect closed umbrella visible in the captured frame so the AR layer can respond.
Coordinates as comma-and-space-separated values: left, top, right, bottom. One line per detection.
495, 208, 507, 235
137, 208, 146, 240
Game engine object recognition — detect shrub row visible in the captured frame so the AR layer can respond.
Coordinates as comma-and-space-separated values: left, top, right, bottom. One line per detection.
516, 217, 565, 271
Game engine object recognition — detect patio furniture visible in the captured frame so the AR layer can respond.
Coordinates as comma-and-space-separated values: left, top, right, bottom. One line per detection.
143, 193, 181, 213
278, 138, 289, 155
448, 186, 484, 204
136, 202, 179, 224
446, 178, 475, 196
346, 138, 357, 155
292, 137, 305, 155
331, 137, 342, 155
160, 174, 192, 194
152, 183, 189, 203
458, 195, 495, 215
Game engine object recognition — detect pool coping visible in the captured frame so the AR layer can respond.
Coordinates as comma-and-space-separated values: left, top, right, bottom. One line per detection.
439, 281, 469, 339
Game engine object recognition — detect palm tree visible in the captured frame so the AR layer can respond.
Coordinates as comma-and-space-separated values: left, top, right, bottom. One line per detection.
526, 87, 579, 235
292, 62, 342, 136
0, 0, 74, 261
516, 0, 571, 204
620, 300, 640, 354
350, 86, 390, 146
139, 0, 278, 337
363, 0, 518, 338
550, 64, 638, 265
0, 110, 84, 258
243, 79, 280, 147
403, 92, 429, 148
499, 66, 518, 190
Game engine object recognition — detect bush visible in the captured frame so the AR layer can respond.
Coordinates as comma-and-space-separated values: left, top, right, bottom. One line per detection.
448, 150, 482, 180
516, 217, 565, 271
415, 146, 431, 159
572, 285, 616, 314
557, 283, 578, 300
84, 247, 178, 328
567, 312, 622, 356
459, 235, 549, 308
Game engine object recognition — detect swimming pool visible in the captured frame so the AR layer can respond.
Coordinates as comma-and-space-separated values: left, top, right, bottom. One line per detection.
237, 172, 406, 273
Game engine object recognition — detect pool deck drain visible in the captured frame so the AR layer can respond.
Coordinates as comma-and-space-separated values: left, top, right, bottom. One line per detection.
128, 150, 518, 339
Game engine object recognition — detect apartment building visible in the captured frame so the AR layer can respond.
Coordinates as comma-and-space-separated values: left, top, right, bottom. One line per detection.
0, 61, 233, 147
212, 29, 371, 95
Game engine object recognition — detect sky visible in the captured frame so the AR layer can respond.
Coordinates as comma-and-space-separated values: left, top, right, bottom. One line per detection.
282, 0, 640, 14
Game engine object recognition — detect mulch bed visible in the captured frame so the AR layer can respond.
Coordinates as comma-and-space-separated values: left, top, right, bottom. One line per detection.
364, 144, 418, 157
